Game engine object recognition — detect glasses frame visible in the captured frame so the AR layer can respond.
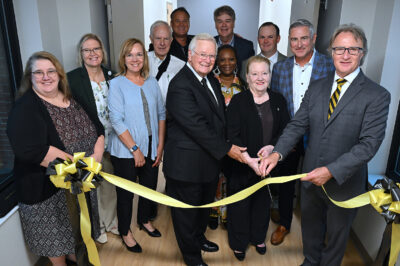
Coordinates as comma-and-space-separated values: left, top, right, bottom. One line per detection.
192, 50, 216, 61
31, 69, 58, 79
81, 47, 102, 55
332, 47, 363, 55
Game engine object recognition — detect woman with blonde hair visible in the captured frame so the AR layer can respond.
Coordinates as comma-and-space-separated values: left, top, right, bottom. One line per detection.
67, 33, 118, 244
108, 38, 166, 252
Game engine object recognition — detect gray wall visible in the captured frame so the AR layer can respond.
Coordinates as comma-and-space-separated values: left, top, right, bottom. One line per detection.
177, 0, 260, 51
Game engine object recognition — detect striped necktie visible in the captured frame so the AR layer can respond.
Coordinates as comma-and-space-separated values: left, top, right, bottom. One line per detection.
328, 78, 347, 120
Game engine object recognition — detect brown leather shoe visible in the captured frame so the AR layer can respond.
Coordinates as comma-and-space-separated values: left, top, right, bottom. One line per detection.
270, 225, 289, 245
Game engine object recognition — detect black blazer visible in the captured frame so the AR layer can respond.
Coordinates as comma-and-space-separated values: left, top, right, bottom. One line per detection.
163, 65, 232, 183
7, 90, 104, 204
67, 65, 114, 121
214, 34, 255, 71
226, 89, 290, 188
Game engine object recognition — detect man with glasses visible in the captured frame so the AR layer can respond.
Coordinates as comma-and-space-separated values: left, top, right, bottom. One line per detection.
163, 33, 246, 266
268, 19, 334, 246
260, 24, 390, 266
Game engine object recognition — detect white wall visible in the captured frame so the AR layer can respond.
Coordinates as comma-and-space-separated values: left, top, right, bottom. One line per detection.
258, 0, 292, 56
0, 208, 37, 266
177, 0, 259, 51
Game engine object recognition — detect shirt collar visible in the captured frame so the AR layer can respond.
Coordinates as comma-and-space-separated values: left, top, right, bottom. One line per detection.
186, 62, 205, 82
334, 67, 360, 84
217, 35, 235, 47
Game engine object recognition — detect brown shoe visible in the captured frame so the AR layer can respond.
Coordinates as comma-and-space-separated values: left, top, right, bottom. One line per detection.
270, 225, 289, 245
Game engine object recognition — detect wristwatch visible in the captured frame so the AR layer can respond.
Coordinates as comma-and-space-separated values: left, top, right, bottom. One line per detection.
129, 144, 139, 153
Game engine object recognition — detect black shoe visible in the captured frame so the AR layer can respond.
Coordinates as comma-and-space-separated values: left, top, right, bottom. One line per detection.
254, 243, 267, 255
187, 262, 208, 266
120, 234, 142, 253
208, 216, 218, 230
139, 224, 161, 237
200, 240, 219, 252
233, 250, 245, 261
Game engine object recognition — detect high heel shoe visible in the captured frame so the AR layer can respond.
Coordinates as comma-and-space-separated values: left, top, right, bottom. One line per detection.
120, 233, 142, 253
139, 223, 161, 237
233, 250, 245, 261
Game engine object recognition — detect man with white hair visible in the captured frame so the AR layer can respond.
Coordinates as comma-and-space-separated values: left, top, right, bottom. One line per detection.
148, 20, 185, 103
163, 33, 246, 266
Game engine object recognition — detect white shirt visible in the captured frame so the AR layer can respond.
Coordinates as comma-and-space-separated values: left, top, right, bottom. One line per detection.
260, 51, 279, 73
293, 49, 316, 114
186, 62, 218, 103
331, 67, 360, 102
148, 51, 185, 103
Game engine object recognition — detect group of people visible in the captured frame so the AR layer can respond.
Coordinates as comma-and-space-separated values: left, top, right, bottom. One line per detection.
7, 4, 390, 266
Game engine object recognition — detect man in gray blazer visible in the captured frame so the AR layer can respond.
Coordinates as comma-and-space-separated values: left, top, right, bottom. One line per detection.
260, 24, 390, 265
240, 22, 286, 80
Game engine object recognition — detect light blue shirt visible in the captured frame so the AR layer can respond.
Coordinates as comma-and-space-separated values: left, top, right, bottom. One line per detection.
108, 75, 166, 160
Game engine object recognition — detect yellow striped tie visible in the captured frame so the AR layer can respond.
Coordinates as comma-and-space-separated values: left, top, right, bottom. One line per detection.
328, 78, 346, 120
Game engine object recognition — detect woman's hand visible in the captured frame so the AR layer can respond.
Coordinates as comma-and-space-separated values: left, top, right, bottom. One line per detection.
133, 149, 146, 167
257, 145, 274, 159
90, 152, 103, 163
152, 146, 163, 167
242, 151, 261, 176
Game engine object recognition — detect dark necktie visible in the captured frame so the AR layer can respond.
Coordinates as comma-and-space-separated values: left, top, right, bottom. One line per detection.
328, 78, 347, 120
201, 78, 218, 107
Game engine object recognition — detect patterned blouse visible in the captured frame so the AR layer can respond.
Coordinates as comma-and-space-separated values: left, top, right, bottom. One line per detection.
215, 75, 243, 106
91, 80, 112, 150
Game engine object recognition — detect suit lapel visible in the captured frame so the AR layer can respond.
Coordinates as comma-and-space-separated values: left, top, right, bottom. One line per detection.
325, 71, 365, 127
183, 66, 224, 121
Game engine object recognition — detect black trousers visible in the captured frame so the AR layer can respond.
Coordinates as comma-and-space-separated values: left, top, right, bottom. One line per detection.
227, 175, 270, 251
274, 144, 303, 230
166, 176, 218, 265
300, 184, 357, 266
110, 155, 158, 236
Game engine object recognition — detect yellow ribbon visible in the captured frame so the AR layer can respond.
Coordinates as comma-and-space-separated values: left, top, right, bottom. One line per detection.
50, 153, 101, 266
49, 153, 400, 266
322, 186, 400, 266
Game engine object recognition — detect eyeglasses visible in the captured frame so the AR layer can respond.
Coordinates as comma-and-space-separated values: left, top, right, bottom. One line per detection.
32, 69, 58, 79
82, 47, 102, 55
332, 47, 363, 55
193, 50, 216, 61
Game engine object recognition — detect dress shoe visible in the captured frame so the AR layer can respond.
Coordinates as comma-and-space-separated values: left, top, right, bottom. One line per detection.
271, 225, 289, 245
200, 240, 219, 252
270, 208, 280, 223
109, 226, 120, 235
233, 250, 245, 261
254, 243, 267, 255
120, 234, 142, 253
139, 223, 161, 237
187, 262, 208, 266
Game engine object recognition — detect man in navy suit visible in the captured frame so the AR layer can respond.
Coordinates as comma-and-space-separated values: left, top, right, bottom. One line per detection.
261, 24, 390, 266
268, 19, 335, 246
164, 33, 246, 266
213, 5, 255, 72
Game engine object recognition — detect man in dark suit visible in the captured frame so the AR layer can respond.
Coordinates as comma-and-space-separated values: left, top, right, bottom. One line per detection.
213, 5, 255, 72
268, 19, 335, 246
240, 22, 286, 82
260, 24, 390, 266
164, 33, 246, 266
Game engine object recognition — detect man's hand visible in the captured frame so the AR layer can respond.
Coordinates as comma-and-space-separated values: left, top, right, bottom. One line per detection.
227, 145, 247, 163
257, 145, 274, 158
301, 167, 333, 186
259, 152, 280, 177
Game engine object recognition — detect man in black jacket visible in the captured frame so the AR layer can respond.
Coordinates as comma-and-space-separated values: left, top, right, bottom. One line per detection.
164, 33, 246, 266
213, 5, 255, 71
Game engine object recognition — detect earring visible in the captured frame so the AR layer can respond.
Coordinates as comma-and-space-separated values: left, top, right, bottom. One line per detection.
233, 66, 238, 76
213, 66, 221, 75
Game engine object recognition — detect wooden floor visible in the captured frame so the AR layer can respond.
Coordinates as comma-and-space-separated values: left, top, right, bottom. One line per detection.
96, 172, 366, 266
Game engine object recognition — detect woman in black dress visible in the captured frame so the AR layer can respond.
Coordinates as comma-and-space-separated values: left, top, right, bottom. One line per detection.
226, 55, 290, 261
7, 51, 105, 265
